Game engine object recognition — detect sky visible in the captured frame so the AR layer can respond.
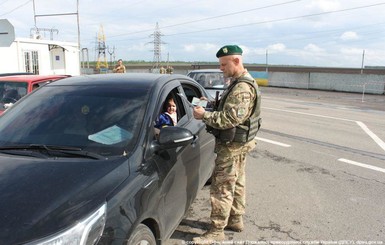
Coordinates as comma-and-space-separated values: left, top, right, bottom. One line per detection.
1, 0, 385, 68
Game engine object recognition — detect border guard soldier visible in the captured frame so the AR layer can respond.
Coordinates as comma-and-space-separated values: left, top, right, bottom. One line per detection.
193, 44, 262, 244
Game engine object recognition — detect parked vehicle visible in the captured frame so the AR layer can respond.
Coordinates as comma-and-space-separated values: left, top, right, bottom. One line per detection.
187, 69, 267, 98
0, 73, 216, 244
187, 69, 226, 98
0, 74, 69, 114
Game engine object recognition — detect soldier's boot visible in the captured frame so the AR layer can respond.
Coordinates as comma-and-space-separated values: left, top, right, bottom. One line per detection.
225, 215, 244, 232
192, 228, 225, 244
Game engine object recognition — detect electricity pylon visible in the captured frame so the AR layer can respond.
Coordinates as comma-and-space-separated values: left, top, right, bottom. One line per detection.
96, 24, 108, 70
149, 22, 165, 69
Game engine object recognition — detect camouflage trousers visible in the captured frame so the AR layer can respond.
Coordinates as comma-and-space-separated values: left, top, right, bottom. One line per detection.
209, 141, 254, 230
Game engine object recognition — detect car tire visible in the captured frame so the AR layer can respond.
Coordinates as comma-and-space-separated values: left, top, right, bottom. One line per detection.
127, 224, 156, 245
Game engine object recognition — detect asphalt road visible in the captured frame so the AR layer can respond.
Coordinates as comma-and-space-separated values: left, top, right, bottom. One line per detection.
166, 87, 385, 244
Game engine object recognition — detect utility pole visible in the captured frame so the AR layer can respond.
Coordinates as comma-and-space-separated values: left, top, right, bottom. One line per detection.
32, 0, 81, 70
107, 45, 115, 67
32, 0, 80, 48
265, 49, 269, 73
360, 49, 365, 74
81, 48, 89, 69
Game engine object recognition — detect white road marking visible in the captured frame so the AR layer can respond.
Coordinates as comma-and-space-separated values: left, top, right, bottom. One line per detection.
338, 158, 385, 174
356, 121, 385, 152
263, 107, 355, 122
255, 137, 291, 147
264, 107, 385, 153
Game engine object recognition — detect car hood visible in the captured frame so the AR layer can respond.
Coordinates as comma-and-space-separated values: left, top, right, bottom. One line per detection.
0, 154, 129, 244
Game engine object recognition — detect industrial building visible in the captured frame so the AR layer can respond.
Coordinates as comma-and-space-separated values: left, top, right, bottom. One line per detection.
0, 37, 80, 76
0, 18, 79, 76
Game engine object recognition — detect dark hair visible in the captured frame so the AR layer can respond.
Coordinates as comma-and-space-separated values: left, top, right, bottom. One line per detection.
163, 95, 175, 112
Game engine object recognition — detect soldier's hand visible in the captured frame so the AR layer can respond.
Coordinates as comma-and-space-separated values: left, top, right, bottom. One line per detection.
193, 106, 205, 120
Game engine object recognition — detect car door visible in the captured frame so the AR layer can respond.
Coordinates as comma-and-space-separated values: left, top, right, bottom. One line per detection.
149, 81, 202, 237
180, 80, 216, 189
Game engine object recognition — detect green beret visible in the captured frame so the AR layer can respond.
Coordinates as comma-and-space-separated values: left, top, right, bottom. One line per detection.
216, 45, 243, 58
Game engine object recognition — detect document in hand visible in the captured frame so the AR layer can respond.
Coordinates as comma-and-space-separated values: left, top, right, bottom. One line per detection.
191, 97, 208, 108
177, 93, 208, 108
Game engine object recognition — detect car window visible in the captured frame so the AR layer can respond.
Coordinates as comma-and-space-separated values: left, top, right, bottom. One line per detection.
181, 84, 203, 102
0, 81, 28, 103
188, 72, 226, 89
155, 88, 186, 127
32, 81, 50, 91
0, 85, 150, 157
153, 87, 188, 139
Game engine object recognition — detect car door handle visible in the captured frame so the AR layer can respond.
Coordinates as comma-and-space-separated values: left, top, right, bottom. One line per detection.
143, 176, 158, 189
191, 135, 199, 147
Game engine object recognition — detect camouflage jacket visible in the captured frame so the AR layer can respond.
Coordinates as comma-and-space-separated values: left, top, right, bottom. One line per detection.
113, 64, 126, 73
203, 71, 259, 152
203, 71, 257, 129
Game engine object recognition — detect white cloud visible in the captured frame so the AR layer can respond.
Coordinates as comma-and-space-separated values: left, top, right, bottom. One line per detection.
340, 31, 359, 41
1, 0, 385, 67
304, 44, 323, 52
267, 43, 286, 52
183, 43, 217, 53
340, 47, 364, 55
183, 45, 196, 53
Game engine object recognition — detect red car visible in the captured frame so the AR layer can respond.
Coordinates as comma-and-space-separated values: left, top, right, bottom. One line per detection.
0, 74, 69, 114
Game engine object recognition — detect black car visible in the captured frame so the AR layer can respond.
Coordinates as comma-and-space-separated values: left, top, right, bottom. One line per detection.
0, 73, 216, 244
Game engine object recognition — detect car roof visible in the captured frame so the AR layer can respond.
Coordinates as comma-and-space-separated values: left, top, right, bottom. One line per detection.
188, 69, 222, 73
49, 73, 193, 89
0, 75, 70, 82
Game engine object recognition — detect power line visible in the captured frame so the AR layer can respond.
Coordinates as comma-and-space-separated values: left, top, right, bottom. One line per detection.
104, 1, 385, 44
0, 0, 13, 7
155, 0, 303, 31
0, 0, 32, 17
163, 2, 385, 37
107, 0, 303, 38
251, 22, 385, 46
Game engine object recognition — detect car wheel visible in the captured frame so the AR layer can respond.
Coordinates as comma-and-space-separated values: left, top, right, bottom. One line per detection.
127, 224, 156, 245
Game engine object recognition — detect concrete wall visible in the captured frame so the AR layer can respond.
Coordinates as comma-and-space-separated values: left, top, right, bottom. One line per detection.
84, 67, 385, 95
268, 72, 310, 89
268, 72, 385, 95
185, 68, 384, 95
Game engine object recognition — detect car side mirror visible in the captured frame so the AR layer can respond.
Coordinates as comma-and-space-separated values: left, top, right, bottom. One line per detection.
147, 127, 194, 159
158, 126, 194, 148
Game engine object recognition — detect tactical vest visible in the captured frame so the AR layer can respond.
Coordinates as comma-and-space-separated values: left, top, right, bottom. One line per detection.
216, 75, 262, 143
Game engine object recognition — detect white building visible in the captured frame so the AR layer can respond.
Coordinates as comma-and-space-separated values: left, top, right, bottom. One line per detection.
0, 37, 80, 76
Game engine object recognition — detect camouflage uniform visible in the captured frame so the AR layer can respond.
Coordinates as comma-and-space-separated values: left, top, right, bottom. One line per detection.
112, 59, 126, 73
113, 63, 126, 73
202, 71, 258, 230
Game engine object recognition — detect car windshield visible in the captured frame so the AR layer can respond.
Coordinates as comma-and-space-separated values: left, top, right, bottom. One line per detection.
0, 85, 150, 157
0, 81, 28, 104
188, 72, 227, 89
